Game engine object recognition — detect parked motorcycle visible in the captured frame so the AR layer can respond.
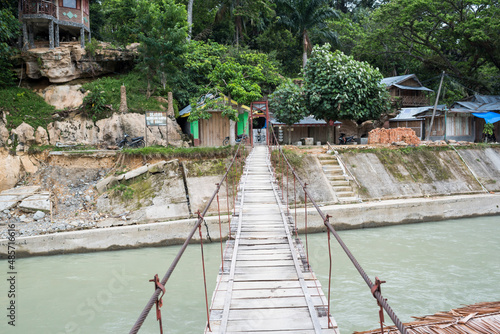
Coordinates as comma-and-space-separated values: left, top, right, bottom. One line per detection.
339, 133, 356, 145
223, 134, 248, 146
117, 134, 146, 148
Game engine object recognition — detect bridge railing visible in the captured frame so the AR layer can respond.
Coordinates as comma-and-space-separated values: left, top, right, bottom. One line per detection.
268, 129, 409, 334
129, 143, 245, 334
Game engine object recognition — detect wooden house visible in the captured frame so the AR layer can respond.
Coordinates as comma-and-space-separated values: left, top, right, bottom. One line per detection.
19, 0, 90, 50
271, 116, 341, 145
388, 106, 445, 139
381, 74, 433, 108
448, 95, 500, 142
179, 95, 250, 147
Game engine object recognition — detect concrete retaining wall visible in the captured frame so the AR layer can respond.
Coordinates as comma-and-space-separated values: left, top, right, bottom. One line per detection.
2, 193, 498, 258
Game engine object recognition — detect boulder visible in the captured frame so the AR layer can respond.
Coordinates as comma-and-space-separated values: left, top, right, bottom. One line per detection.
41, 84, 88, 110
11, 122, 35, 146
33, 210, 46, 220
0, 150, 22, 191
47, 115, 98, 145
19, 155, 38, 173
35, 126, 49, 145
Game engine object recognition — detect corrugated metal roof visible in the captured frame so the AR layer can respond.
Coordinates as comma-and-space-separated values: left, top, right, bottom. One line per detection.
271, 115, 336, 126
391, 105, 446, 120
380, 74, 416, 87
477, 101, 500, 111
474, 94, 500, 104
355, 302, 500, 334
451, 96, 500, 113
394, 84, 433, 92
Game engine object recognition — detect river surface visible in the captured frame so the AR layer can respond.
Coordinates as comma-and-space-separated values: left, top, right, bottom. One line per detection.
1, 216, 499, 334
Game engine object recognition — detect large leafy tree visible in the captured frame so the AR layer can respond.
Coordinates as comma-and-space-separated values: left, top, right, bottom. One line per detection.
304, 44, 390, 135
189, 49, 281, 144
359, 0, 500, 92
275, 0, 339, 68
269, 80, 308, 144
135, 0, 188, 98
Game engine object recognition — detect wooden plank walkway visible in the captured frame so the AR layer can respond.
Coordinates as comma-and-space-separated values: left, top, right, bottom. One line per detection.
206, 146, 340, 334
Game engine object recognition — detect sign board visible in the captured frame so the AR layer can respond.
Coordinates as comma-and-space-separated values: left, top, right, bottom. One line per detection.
145, 112, 167, 126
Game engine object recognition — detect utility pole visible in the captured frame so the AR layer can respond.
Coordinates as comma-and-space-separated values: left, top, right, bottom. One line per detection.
425, 71, 445, 141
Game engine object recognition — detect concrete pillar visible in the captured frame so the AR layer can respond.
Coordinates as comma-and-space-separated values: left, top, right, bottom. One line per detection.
55, 24, 59, 47
48, 20, 54, 49
80, 28, 85, 48
28, 24, 35, 49
22, 22, 28, 51
88, 30, 91, 43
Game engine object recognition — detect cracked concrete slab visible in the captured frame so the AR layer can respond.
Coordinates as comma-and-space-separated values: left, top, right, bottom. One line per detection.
0, 186, 41, 211
19, 193, 51, 213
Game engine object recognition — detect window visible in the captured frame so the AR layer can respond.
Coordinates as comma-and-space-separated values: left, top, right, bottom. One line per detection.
63, 0, 76, 8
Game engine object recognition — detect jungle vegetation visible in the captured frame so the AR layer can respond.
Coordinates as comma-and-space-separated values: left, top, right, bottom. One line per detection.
1, 0, 499, 123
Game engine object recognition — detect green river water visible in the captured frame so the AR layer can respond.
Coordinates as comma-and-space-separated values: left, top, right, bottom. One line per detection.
1, 216, 499, 334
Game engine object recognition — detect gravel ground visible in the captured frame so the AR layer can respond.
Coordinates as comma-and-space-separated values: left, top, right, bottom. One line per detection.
0, 166, 111, 239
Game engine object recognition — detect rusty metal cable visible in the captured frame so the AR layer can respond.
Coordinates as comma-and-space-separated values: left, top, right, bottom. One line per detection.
198, 222, 211, 331
269, 129, 409, 334
129, 144, 242, 334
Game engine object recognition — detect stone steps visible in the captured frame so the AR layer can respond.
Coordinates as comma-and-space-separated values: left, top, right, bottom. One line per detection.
318, 154, 360, 204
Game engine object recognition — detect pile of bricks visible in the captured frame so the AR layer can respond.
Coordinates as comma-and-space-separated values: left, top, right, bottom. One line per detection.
368, 128, 421, 146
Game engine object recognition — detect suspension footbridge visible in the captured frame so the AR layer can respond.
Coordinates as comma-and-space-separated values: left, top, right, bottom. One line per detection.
129, 139, 409, 334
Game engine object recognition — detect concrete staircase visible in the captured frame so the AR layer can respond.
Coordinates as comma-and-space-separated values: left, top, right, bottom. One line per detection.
318, 154, 360, 203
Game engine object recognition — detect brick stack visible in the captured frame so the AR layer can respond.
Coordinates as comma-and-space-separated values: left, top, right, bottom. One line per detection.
368, 128, 421, 146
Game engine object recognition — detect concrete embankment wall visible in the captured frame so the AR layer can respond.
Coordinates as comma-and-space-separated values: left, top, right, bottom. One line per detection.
2, 193, 498, 258
340, 147, 500, 199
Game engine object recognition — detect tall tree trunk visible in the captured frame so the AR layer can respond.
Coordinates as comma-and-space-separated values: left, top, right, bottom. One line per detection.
187, 0, 194, 40
302, 31, 308, 68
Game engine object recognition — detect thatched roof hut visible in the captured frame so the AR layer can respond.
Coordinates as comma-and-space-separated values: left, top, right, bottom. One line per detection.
355, 302, 500, 334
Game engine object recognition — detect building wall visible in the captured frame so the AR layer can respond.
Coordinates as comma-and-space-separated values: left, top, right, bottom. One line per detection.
199, 112, 229, 146
276, 126, 328, 145
58, 0, 89, 28
390, 120, 423, 138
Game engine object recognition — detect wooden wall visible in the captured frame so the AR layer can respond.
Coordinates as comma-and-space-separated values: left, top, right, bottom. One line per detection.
199, 112, 230, 146
389, 120, 423, 138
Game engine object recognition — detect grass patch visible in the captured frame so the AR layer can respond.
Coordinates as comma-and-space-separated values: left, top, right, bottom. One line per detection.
81, 71, 174, 114
353, 147, 451, 182
0, 87, 55, 130
121, 145, 245, 159
27, 144, 99, 154
271, 148, 303, 175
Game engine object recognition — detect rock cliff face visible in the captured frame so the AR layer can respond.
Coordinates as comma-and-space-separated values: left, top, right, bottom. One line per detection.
4, 112, 185, 149
19, 42, 137, 83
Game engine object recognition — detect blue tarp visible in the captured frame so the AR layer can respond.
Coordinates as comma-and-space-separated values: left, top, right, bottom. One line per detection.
472, 112, 500, 124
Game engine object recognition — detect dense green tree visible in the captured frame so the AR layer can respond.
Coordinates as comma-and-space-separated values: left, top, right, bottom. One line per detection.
134, 0, 188, 98
275, 0, 339, 68
99, 0, 138, 45
304, 44, 390, 135
359, 0, 500, 93
269, 80, 308, 144
0, 8, 20, 87
188, 49, 281, 144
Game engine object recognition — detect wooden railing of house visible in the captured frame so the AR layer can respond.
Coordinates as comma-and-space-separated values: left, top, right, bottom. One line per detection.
399, 95, 430, 107
22, 0, 56, 17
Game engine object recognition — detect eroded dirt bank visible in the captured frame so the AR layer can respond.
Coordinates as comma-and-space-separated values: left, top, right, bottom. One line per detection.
0, 144, 499, 257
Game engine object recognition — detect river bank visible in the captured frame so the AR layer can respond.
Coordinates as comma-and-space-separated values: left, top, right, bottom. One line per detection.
1, 193, 498, 258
